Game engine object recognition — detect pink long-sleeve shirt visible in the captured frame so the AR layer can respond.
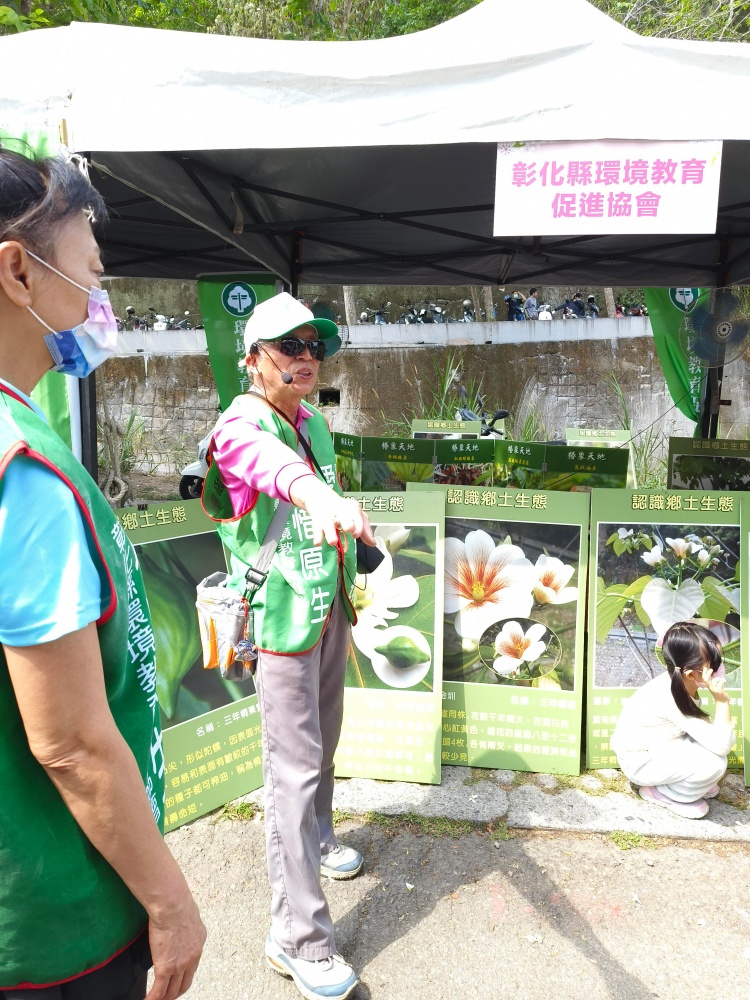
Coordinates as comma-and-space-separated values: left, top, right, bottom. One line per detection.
211, 398, 319, 517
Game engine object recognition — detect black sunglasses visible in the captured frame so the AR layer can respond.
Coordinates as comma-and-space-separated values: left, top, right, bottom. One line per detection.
276, 337, 327, 361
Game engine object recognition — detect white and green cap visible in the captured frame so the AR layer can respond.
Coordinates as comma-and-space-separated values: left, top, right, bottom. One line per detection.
243, 292, 341, 357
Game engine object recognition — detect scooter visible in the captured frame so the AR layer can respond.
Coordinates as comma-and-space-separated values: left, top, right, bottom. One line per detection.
460, 300, 475, 323
455, 387, 509, 439
173, 311, 193, 330
179, 431, 212, 500
372, 302, 390, 324
397, 302, 421, 324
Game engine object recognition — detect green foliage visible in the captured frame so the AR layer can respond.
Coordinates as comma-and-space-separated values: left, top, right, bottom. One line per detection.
610, 830, 657, 850
213, 0, 480, 40
364, 810, 484, 837
219, 800, 260, 820
0, 0, 153, 31
376, 349, 483, 439
589, 0, 750, 42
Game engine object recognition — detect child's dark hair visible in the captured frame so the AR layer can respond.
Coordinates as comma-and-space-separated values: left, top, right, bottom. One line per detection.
662, 621, 723, 720
0, 145, 106, 259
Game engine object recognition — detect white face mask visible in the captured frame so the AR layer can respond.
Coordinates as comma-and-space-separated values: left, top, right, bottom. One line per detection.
25, 250, 119, 378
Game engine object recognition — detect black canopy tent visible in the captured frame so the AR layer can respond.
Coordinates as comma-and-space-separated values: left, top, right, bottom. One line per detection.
92, 141, 750, 290
6, 0, 750, 458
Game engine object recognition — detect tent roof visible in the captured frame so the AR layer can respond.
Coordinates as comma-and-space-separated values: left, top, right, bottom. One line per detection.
3, 0, 750, 286
65, 0, 750, 150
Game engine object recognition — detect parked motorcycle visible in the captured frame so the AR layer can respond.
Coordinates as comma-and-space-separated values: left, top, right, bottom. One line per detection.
460, 299, 475, 323
397, 302, 421, 324
173, 311, 193, 330
373, 302, 391, 325
179, 431, 212, 500
418, 300, 448, 323
456, 387, 509, 439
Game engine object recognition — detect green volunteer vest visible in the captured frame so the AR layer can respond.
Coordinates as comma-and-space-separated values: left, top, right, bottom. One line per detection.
203, 394, 356, 654
0, 385, 165, 989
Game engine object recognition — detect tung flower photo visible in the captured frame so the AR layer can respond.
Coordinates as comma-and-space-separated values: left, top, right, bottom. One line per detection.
594, 522, 740, 688
443, 518, 581, 689
346, 523, 438, 691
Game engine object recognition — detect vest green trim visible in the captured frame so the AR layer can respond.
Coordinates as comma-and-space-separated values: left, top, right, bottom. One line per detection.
205, 394, 356, 653
0, 387, 165, 988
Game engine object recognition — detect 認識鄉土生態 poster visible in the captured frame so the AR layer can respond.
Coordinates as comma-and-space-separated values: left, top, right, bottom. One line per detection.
410, 484, 589, 776
587, 489, 743, 770
336, 490, 445, 784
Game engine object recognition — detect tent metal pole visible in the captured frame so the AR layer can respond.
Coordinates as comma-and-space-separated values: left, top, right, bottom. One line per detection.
700, 236, 732, 440
291, 232, 301, 297
79, 373, 98, 480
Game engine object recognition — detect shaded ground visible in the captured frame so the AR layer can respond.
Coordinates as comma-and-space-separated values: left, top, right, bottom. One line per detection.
165, 766, 750, 1000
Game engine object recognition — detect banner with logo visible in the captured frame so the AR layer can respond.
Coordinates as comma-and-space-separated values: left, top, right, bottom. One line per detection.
197, 274, 280, 410
494, 140, 722, 236
643, 287, 705, 424
117, 499, 263, 832
586, 489, 743, 771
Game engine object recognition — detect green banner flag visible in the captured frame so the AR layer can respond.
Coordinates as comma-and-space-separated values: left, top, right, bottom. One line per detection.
643, 287, 706, 424
197, 274, 279, 410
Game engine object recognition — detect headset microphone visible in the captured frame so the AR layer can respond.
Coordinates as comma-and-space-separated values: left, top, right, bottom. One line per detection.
255, 343, 294, 384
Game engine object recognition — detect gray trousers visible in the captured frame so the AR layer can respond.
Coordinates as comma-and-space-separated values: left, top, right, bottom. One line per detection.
255, 593, 350, 960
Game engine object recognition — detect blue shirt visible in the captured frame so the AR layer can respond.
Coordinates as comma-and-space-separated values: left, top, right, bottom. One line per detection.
0, 380, 103, 646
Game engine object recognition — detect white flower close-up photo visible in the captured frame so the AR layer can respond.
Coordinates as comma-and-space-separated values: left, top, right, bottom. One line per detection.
491, 620, 548, 677
445, 529, 535, 641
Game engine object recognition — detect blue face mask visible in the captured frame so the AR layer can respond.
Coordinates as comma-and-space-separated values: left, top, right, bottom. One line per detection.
26, 251, 118, 379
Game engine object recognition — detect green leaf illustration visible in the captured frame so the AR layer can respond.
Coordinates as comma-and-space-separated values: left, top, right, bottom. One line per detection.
139, 545, 202, 719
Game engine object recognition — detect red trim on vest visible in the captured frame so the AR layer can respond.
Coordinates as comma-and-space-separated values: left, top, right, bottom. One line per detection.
0, 439, 118, 627
0, 383, 31, 408
0, 927, 147, 990
24, 449, 118, 626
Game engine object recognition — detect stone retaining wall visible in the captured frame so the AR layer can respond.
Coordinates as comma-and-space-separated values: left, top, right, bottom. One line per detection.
97, 321, 734, 475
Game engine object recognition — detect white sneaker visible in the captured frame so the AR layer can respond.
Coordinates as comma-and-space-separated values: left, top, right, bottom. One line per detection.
265, 937, 358, 1000
320, 844, 363, 880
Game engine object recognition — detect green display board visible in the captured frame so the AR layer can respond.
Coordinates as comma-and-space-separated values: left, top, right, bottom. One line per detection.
434, 438, 495, 488
586, 489, 743, 770
544, 443, 631, 492
336, 491, 445, 784
197, 274, 279, 410
668, 437, 750, 492
117, 499, 262, 832
741, 501, 750, 785
360, 436, 435, 491
332, 432, 362, 491
336, 437, 632, 495
410, 484, 589, 775
565, 428, 632, 446
411, 418, 481, 439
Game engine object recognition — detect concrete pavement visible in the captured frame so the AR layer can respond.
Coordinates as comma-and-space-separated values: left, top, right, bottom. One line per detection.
168, 767, 750, 999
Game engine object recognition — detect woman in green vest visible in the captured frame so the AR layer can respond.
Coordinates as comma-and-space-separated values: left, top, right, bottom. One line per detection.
207, 292, 375, 1000
0, 148, 205, 998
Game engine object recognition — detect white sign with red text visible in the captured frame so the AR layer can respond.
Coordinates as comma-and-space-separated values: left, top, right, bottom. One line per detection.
494, 140, 723, 236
